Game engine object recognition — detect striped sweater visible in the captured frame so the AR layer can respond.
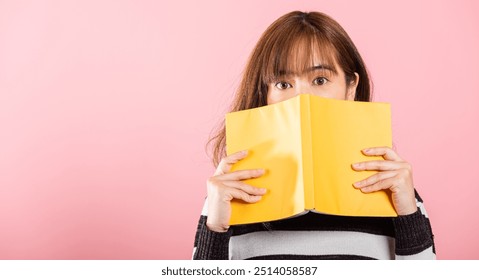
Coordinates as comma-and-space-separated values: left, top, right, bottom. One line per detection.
192, 190, 435, 260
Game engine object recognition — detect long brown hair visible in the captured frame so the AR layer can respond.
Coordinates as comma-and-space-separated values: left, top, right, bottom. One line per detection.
208, 11, 372, 167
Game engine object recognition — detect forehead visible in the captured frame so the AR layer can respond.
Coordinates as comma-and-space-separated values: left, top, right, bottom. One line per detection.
278, 62, 337, 77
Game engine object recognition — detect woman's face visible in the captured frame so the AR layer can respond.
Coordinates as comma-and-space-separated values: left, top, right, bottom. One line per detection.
266, 55, 359, 105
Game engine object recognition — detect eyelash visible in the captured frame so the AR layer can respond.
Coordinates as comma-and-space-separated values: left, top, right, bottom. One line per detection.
274, 77, 329, 90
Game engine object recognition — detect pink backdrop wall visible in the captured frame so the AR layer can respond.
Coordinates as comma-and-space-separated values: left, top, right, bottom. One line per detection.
0, 0, 478, 259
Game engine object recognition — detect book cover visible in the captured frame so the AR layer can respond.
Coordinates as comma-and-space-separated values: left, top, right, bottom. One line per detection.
225, 94, 397, 225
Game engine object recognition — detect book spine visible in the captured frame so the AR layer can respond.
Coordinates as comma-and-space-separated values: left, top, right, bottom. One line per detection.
300, 94, 315, 209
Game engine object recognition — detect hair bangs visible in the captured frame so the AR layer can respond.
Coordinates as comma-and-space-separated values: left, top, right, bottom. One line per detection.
263, 28, 338, 84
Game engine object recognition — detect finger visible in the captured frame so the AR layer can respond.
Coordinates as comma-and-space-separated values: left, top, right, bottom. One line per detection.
215, 150, 249, 175
353, 171, 397, 188
352, 160, 407, 171
361, 146, 403, 161
359, 176, 399, 193
227, 188, 263, 203
215, 168, 265, 181
222, 181, 268, 195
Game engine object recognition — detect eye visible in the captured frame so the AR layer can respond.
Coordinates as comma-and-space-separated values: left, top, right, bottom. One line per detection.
274, 81, 292, 90
313, 77, 329, 85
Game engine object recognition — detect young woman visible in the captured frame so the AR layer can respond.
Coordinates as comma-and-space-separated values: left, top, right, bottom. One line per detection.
193, 11, 435, 260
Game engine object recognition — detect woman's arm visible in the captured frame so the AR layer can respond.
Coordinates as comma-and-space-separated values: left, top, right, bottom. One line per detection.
193, 150, 267, 259
392, 191, 436, 259
352, 146, 436, 259
192, 199, 232, 260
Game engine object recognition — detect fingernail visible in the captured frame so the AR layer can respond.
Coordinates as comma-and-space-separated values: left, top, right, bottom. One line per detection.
362, 148, 370, 153
260, 188, 267, 193
241, 150, 248, 155
352, 163, 359, 168
353, 181, 362, 187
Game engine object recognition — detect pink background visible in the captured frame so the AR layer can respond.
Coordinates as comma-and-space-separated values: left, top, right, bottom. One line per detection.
0, 0, 478, 260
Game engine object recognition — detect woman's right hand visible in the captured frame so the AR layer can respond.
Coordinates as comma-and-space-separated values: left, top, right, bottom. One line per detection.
206, 150, 267, 232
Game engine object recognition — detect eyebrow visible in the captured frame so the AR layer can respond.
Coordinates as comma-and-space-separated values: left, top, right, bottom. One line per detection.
278, 64, 337, 76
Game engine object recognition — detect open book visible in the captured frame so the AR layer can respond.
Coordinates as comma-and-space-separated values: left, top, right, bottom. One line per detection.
225, 94, 397, 225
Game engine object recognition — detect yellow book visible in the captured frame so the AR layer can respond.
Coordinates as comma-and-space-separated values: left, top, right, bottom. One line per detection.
225, 94, 397, 225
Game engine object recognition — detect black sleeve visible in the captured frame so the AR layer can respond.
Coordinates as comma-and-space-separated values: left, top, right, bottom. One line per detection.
392, 190, 435, 258
192, 215, 232, 260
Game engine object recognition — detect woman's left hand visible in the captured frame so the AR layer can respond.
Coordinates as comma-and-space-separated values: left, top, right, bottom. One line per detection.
351, 146, 417, 216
